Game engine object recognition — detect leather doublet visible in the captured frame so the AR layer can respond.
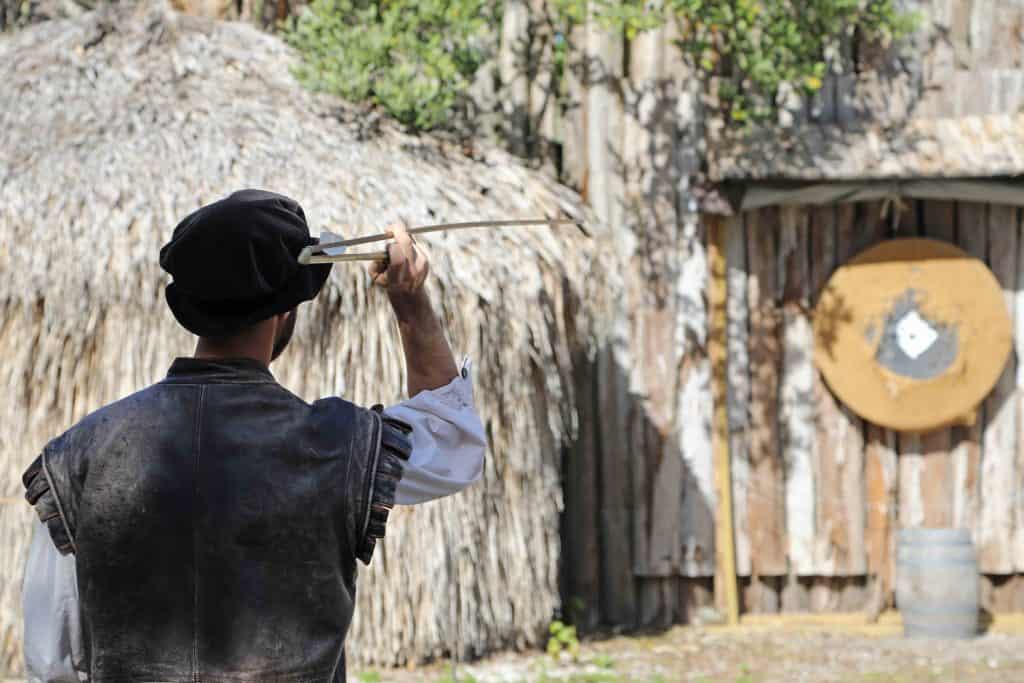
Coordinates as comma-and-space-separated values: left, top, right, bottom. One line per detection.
22, 358, 412, 683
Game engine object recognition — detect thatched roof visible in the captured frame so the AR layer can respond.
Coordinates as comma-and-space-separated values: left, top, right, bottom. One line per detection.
0, 1, 615, 673
708, 114, 1024, 183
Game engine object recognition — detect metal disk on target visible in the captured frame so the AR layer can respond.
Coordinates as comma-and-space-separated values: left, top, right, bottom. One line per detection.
813, 238, 1012, 432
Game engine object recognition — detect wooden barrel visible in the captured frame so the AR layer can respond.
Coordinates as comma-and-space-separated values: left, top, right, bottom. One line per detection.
896, 528, 979, 638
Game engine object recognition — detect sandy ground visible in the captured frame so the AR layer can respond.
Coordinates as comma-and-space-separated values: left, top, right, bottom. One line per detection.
357, 615, 1024, 683
5, 615, 1023, 683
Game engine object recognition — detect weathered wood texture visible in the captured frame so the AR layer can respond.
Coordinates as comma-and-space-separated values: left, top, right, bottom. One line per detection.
982, 204, 1019, 574
709, 216, 740, 623
725, 215, 752, 579
493, 0, 1024, 629
497, 0, 1024, 186
745, 209, 788, 577
556, 0, 715, 630
724, 199, 1022, 615
567, 198, 1024, 629
954, 202, 988, 542
919, 201, 957, 529
709, 0, 1024, 181
513, 0, 1022, 615
865, 425, 898, 618
736, 199, 1024, 587
781, 206, 817, 576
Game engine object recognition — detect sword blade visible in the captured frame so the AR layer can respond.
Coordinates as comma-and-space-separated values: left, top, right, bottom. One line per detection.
318, 218, 580, 251
298, 218, 581, 265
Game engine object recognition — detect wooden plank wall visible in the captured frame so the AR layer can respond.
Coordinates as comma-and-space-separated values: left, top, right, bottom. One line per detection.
498, 0, 1024, 627
567, 198, 1024, 628
551, 0, 717, 629
726, 200, 1024, 611
745, 197, 1024, 610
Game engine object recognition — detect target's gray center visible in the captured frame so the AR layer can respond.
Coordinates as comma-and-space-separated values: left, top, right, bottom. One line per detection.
872, 289, 958, 380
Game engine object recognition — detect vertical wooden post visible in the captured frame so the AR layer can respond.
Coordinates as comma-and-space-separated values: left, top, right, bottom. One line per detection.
708, 214, 740, 625
499, 0, 530, 157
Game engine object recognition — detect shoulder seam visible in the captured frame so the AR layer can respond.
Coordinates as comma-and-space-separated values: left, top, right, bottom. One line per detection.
267, 383, 314, 408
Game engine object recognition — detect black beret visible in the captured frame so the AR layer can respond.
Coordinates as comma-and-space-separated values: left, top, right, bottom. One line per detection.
159, 189, 332, 337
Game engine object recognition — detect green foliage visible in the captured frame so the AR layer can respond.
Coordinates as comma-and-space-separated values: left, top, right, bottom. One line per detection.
355, 672, 382, 683
553, 0, 920, 125
734, 662, 757, 683
433, 664, 479, 683
546, 619, 581, 661
566, 673, 619, 683
564, 595, 588, 624
593, 653, 616, 670
284, 0, 490, 130
539, 671, 619, 683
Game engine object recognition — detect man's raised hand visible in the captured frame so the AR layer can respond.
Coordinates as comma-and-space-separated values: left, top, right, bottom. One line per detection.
370, 221, 431, 320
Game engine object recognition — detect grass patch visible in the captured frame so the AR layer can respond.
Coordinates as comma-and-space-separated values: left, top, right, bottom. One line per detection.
733, 662, 756, 683
565, 673, 619, 683
432, 664, 479, 683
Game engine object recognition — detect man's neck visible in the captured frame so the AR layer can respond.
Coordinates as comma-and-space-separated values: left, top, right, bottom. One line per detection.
193, 316, 280, 366
193, 347, 270, 366
194, 336, 273, 366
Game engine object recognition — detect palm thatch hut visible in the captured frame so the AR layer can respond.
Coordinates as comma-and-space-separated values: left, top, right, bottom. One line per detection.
0, 1, 615, 674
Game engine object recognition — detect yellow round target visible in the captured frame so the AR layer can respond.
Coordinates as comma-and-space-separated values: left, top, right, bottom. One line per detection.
813, 238, 1012, 432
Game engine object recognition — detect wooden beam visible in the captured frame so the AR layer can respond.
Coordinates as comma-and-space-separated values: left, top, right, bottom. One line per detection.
746, 208, 788, 576
709, 214, 740, 625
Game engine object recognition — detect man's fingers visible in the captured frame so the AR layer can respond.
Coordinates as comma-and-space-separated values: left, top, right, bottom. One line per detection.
367, 220, 431, 294
408, 241, 422, 271
368, 255, 388, 286
368, 241, 394, 287
412, 244, 428, 283
391, 225, 414, 266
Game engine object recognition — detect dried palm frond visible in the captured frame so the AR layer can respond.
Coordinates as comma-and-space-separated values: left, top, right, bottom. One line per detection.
0, 1, 620, 673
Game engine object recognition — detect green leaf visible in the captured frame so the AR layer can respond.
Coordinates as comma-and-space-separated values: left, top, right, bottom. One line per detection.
284, 0, 487, 132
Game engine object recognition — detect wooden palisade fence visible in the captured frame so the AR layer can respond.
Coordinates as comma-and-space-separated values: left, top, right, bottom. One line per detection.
489, 0, 1024, 627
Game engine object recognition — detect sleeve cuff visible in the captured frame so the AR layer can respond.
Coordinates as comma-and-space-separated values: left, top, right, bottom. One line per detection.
356, 413, 413, 564
23, 455, 76, 556
421, 357, 475, 411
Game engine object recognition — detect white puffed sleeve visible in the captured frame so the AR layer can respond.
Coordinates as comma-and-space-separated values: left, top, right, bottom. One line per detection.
383, 359, 487, 505
22, 518, 85, 683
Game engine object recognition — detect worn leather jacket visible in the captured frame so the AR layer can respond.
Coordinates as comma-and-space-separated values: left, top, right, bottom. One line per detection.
23, 357, 412, 683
